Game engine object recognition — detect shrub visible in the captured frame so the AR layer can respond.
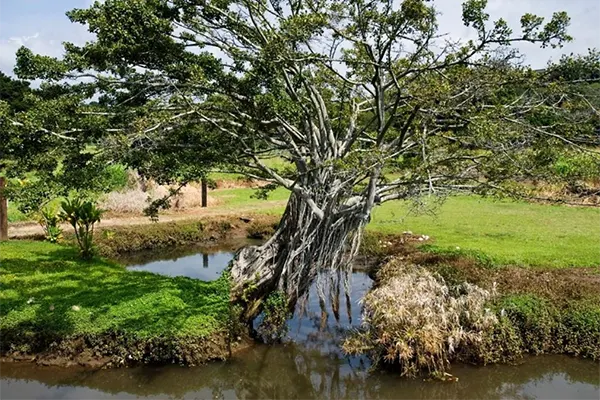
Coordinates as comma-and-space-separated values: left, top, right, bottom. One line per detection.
344, 260, 497, 377
102, 164, 129, 192
60, 198, 103, 259
37, 204, 62, 243
257, 291, 291, 343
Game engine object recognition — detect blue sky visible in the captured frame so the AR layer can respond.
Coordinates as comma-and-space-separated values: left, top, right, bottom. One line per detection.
0, 0, 599, 75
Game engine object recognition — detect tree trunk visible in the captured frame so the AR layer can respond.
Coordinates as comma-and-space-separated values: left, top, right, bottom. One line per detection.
0, 177, 7, 241
201, 178, 208, 208
229, 192, 371, 322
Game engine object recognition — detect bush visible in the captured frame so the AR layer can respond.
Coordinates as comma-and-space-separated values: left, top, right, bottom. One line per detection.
256, 291, 291, 343
60, 198, 103, 259
37, 204, 62, 243
102, 164, 129, 192
343, 260, 497, 377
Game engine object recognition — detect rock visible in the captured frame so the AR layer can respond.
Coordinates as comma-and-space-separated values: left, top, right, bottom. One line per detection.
27, 297, 35, 304
49, 305, 55, 311
71, 305, 81, 312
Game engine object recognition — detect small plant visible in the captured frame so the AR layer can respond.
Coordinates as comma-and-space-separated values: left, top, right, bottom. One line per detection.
257, 291, 290, 343
37, 204, 62, 243
60, 198, 103, 259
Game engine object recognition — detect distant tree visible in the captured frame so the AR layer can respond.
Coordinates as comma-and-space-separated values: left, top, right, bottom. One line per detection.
13, 0, 599, 320
0, 72, 35, 239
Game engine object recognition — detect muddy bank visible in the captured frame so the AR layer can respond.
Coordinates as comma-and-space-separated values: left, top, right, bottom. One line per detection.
92, 215, 279, 257
0, 331, 242, 369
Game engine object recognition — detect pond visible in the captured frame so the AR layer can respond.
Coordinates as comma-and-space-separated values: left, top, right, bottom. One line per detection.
1, 245, 598, 400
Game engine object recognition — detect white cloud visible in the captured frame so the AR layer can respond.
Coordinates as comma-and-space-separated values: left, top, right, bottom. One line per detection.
0, 33, 63, 75
434, 0, 600, 68
0, 0, 598, 76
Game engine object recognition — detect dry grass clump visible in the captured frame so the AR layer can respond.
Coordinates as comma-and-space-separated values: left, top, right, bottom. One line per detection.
99, 182, 218, 214
343, 259, 497, 377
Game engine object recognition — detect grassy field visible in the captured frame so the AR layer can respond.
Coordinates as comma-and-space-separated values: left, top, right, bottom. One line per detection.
7, 182, 599, 267
369, 196, 600, 268
0, 241, 230, 340
213, 188, 600, 267
212, 189, 600, 267
211, 186, 289, 212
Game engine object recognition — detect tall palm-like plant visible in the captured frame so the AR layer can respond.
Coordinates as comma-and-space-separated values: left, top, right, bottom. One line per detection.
60, 198, 103, 259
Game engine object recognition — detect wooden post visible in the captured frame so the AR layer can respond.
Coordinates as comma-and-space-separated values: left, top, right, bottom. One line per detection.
0, 176, 8, 241
201, 178, 208, 208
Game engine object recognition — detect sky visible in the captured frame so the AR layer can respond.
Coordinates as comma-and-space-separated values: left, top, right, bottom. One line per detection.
0, 0, 599, 76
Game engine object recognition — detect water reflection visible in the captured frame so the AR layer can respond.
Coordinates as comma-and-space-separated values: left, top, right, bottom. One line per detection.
2, 352, 598, 399
125, 251, 233, 280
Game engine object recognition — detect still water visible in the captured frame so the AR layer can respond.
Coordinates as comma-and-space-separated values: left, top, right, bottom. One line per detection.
1, 246, 598, 400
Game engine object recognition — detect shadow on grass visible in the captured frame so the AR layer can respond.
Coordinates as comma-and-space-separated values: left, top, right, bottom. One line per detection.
1, 246, 230, 350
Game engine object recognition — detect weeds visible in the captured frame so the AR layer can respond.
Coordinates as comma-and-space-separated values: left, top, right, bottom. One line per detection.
246, 221, 277, 239
257, 291, 291, 343
344, 260, 497, 377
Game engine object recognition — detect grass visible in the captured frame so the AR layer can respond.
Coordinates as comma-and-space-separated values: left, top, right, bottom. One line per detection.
7, 180, 599, 267
0, 241, 230, 340
211, 186, 289, 213
7, 204, 28, 223
369, 196, 600, 267
208, 156, 292, 182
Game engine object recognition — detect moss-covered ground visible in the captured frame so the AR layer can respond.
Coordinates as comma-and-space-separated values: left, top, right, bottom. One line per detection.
0, 240, 231, 364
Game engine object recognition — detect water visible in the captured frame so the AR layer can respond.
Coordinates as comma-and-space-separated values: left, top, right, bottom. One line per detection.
117, 240, 260, 280
1, 247, 599, 400
125, 250, 235, 280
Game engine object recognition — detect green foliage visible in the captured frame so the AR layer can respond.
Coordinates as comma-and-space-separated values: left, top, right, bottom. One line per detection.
59, 198, 103, 259
0, 71, 33, 113
490, 295, 600, 360
257, 291, 291, 343
0, 240, 230, 362
552, 152, 600, 182
37, 204, 63, 243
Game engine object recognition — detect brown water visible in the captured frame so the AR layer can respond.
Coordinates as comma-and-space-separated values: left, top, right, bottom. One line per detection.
1, 248, 598, 400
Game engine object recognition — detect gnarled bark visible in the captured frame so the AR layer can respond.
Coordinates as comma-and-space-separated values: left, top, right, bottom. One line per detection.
230, 191, 370, 322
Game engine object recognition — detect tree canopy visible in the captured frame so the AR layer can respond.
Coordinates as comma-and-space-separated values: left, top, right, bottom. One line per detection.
5, 0, 600, 317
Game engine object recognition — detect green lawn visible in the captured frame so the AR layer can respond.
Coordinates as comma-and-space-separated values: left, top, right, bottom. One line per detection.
7, 201, 29, 223
211, 186, 289, 212
369, 196, 600, 268
0, 241, 229, 340
213, 188, 599, 267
